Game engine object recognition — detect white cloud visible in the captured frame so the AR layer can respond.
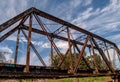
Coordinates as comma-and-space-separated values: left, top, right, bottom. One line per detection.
0, 46, 13, 62
70, 0, 92, 8
18, 51, 51, 66
18, 53, 26, 65
30, 52, 41, 65
6, 35, 17, 41
43, 55, 50, 66
56, 41, 68, 49
70, 0, 82, 8
83, 0, 93, 6
0, 0, 28, 24
107, 34, 120, 40
71, 0, 120, 44
41, 42, 50, 48
5, 34, 45, 47
6, 5, 17, 18
0, 46, 13, 54
41, 41, 69, 52
81, 7, 93, 20
72, 7, 93, 28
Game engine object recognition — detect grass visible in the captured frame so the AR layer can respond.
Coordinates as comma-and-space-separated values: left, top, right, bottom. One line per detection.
0, 77, 113, 82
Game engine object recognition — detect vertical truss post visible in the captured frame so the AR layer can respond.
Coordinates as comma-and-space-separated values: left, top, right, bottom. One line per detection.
25, 14, 32, 72
50, 37, 54, 66
92, 38, 114, 73
14, 29, 20, 64
73, 36, 90, 73
67, 27, 73, 73
90, 39, 98, 73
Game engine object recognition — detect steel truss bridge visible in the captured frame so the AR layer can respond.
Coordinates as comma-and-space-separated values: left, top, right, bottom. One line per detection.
0, 7, 120, 81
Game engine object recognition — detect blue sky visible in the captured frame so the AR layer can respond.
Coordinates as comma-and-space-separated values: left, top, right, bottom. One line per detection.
0, 0, 120, 68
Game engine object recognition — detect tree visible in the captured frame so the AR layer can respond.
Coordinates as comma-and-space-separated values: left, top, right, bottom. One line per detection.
50, 52, 108, 71
50, 52, 89, 70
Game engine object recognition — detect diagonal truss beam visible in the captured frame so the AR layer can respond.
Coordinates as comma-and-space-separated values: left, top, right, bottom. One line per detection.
73, 36, 90, 73
53, 25, 66, 34
0, 25, 19, 42
58, 43, 73, 68
92, 38, 114, 73
74, 42, 91, 70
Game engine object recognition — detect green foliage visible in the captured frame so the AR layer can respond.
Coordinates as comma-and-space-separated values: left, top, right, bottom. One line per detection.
0, 77, 112, 82
50, 52, 89, 69
50, 52, 106, 70
51, 53, 60, 67
87, 54, 108, 70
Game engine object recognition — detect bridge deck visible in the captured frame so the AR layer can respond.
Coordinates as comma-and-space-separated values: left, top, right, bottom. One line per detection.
0, 63, 119, 79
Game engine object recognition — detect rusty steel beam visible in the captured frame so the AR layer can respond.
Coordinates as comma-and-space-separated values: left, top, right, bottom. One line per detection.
0, 15, 29, 42
32, 7, 115, 45
25, 14, 32, 72
53, 25, 66, 34
58, 44, 73, 68
34, 14, 71, 67
21, 29, 46, 66
73, 36, 90, 73
0, 71, 116, 79
67, 27, 73, 72
92, 38, 114, 73
22, 25, 96, 49
90, 39, 99, 73
0, 7, 120, 78
0, 25, 20, 42
0, 8, 34, 32
73, 42, 91, 70
14, 29, 20, 64
50, 37, 54, 66
21, 26, 94, 70
34, 14, 64, 59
